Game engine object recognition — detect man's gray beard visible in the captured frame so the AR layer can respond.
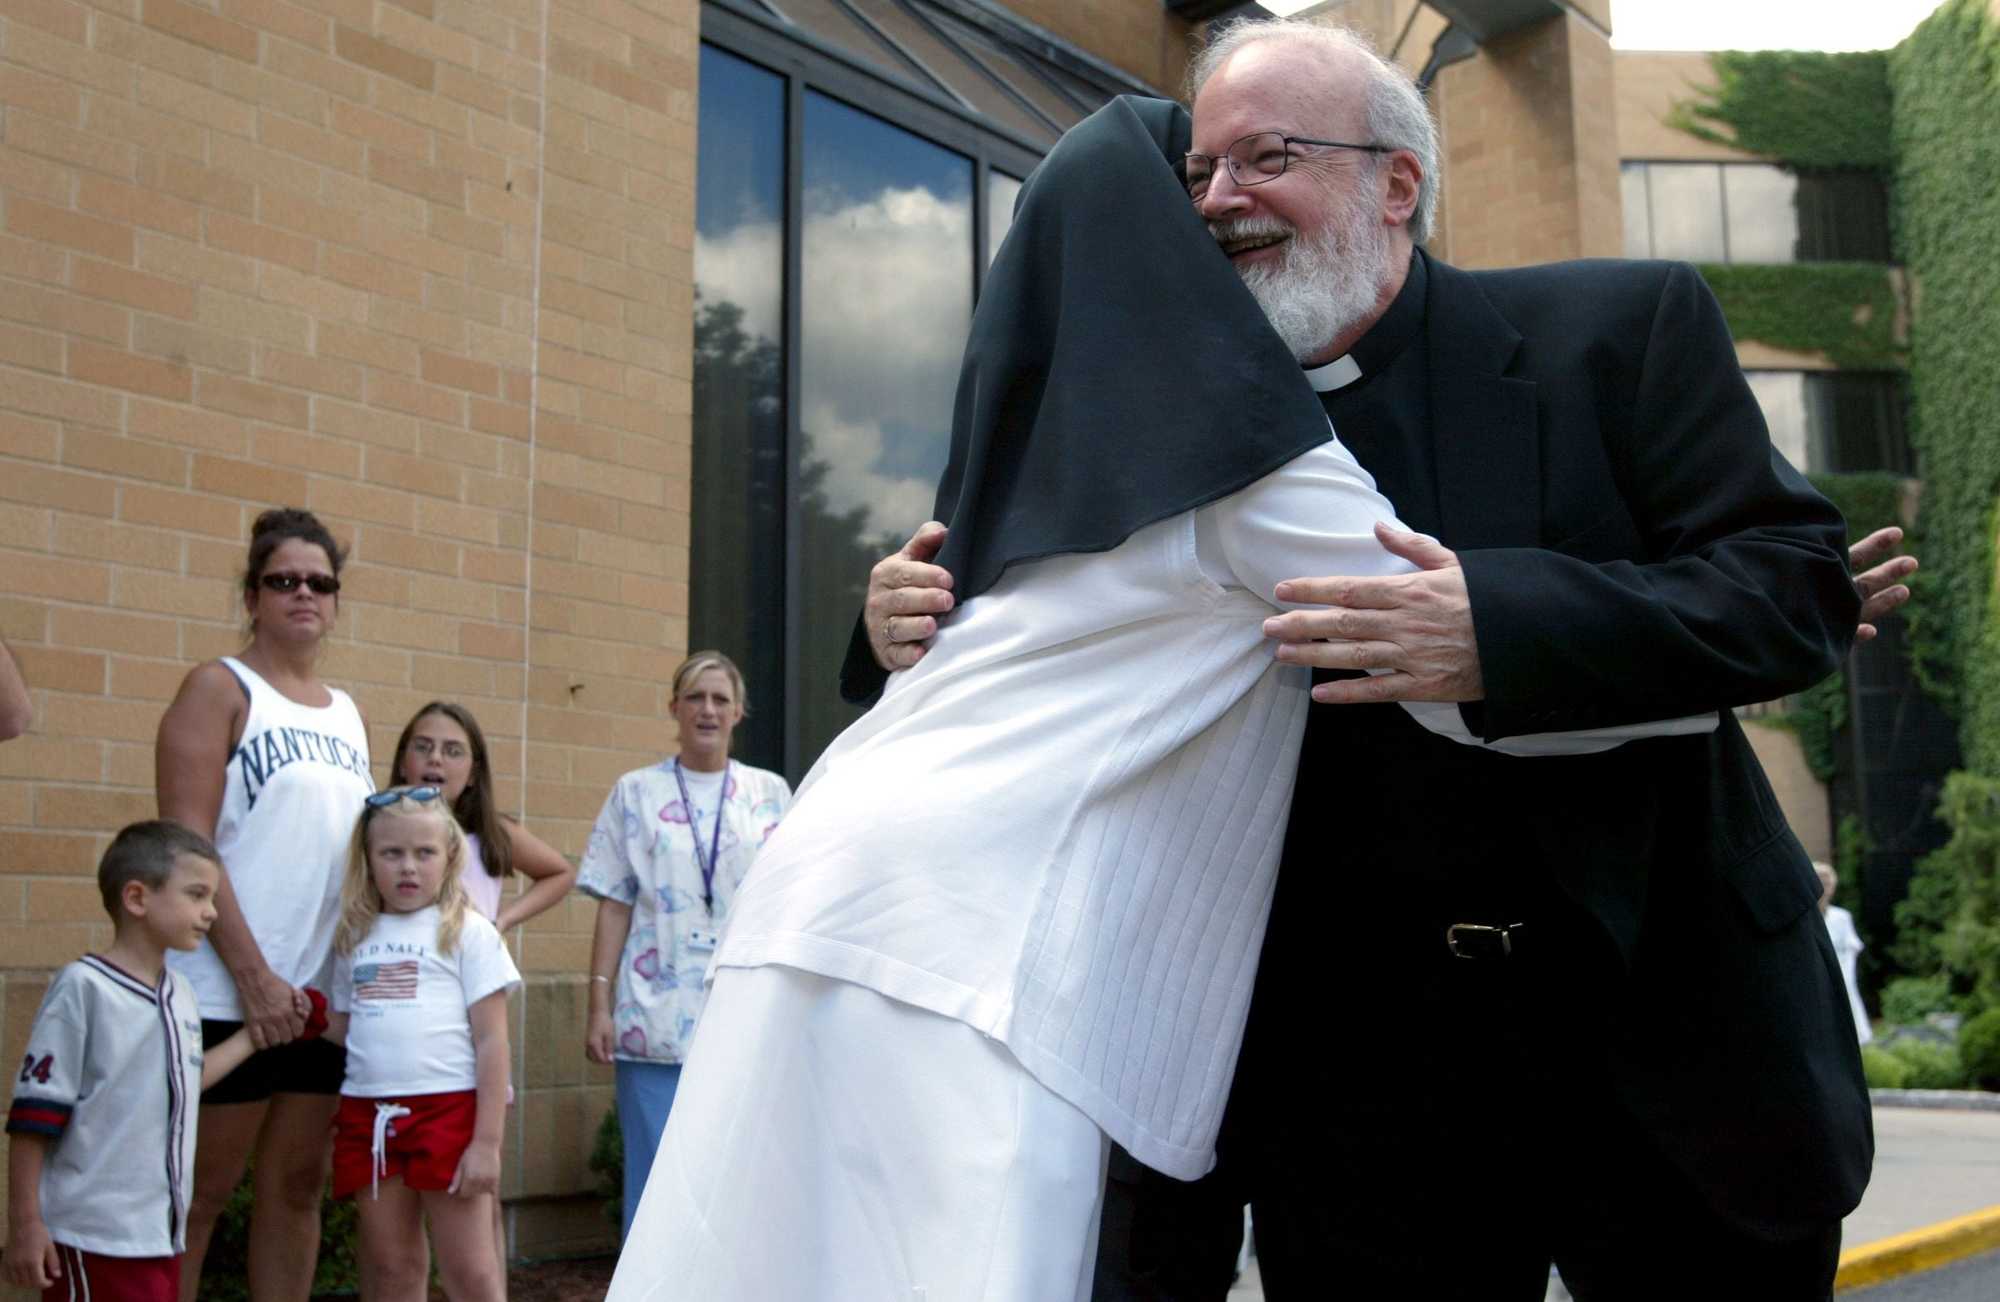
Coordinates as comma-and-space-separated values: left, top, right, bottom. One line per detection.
1218, 198, 1394, 362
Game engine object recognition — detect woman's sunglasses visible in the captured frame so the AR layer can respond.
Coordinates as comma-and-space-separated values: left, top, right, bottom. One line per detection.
260, 571, 342, 596
364, 785, 443, 808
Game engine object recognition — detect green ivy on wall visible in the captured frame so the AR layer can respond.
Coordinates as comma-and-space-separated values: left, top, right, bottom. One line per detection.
1669, 50, 1893, 169
1808, 472, 1909, 540
1889, 0, 2000, 775
1696, 264, 1905, 371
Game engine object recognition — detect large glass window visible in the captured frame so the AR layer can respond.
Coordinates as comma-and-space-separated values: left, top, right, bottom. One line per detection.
691, 3, 1059, 777
691, 47, 788, 771
795, 92, 976, 764
1623, 161, 1892, 264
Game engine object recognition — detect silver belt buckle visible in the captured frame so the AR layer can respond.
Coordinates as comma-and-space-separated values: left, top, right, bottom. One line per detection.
1445, 922, 1519, 959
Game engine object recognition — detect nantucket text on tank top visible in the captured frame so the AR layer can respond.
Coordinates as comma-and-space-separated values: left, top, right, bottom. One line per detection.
1304, 354, 1362, 392
235, 724, 373, 809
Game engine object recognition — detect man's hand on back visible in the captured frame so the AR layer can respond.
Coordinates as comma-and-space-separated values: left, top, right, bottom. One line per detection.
867, 522, 956, 671
1849, 526, 1916, 642
1263, 523, 1484, 704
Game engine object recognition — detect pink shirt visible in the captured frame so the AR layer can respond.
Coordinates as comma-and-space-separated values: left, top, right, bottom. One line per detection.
462, 831, 503, 923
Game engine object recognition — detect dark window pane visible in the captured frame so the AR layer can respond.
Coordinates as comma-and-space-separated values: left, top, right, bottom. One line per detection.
691, 46, 788, 774
1809, 372, 1912, 474
1620, 162, 1651, 257
925, 5, 1083, 133
1645, 163, 1727, 262
1796, 170, 1892, 262
771, 0, 911, 84
795, 91, 975, 769
1723, 164, 1798, 263
988, 170, 1022, 265
841, 0, 1055, 144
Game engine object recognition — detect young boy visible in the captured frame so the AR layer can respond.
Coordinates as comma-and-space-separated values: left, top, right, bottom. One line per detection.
4, 821, 265, 1300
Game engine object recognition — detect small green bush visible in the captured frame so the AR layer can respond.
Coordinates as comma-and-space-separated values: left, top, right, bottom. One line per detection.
199, 1166, 358, 1301
1959, 1007, 2000, 1090
588, 1106, 623, 1228
1880, 975, 1954, 1026
1861, 1043, 1913, 1089
1882, 1037, 1965, 1089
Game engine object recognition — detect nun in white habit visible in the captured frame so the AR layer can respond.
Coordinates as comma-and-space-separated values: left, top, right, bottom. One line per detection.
606, 95, 1713, 1302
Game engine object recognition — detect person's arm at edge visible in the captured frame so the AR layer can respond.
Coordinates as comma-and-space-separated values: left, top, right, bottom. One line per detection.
583, 898, 632, 1065
492, 820, 576, 935
450, 988, 509, 1198
156, 662, 305, 1049
0, 638, 30, 741
5, 1134, 60, 1289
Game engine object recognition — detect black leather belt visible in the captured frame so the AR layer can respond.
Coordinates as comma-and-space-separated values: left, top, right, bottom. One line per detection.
1444, 921, 1527, 960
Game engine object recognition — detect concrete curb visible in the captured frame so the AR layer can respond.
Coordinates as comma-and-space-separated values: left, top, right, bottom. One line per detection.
1869, 1088, 2000, 1112
1836, 1203, 2000, 1293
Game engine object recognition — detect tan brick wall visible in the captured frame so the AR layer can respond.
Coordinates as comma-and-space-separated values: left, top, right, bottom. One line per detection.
1616, 50, 1768, 162
0, 0, 701, 1267
1430, 12, 1623, 268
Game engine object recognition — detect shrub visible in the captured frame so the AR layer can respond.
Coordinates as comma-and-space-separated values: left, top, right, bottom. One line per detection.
199, 1167, 358, 1301
1891, 775, 2000, 1012
589, 1106, 623, 1228
1861, 1044, 1913, 1089
1881, 974, 1955, 1026
1882, 1036, 1965, 1089
1960, 1007, 2000, 1090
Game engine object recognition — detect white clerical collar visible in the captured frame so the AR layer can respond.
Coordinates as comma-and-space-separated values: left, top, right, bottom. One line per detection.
1303, 354, 1362, 392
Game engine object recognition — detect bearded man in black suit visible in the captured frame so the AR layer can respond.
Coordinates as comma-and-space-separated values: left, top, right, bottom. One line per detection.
848, 18, 1914, 1300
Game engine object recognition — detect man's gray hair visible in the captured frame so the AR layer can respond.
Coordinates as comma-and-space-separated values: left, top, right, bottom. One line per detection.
1184, 18, 1442, 244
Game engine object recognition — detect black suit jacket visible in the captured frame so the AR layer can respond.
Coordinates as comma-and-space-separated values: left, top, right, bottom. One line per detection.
1253, 253, 1871, 1242
841, 253, 1874, 1240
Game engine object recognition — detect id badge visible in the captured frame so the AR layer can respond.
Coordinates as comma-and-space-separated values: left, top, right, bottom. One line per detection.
685, 927, 720, 953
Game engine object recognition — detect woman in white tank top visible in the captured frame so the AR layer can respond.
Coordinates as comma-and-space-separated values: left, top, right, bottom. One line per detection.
156, 507, 373, 1300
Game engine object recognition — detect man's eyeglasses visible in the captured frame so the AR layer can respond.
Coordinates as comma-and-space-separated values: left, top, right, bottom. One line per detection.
365, 785, 442, 808
260, 571, 341, 596
1182, 132, 1393, 201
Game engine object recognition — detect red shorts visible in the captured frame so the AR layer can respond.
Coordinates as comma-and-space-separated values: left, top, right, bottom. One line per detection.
330, 1091, 477, 1200
42, 1244, 178, 1302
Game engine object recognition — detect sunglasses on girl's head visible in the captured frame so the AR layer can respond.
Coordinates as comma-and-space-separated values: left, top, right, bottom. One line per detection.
260, 571, 341, 596
364, 785, 443, 808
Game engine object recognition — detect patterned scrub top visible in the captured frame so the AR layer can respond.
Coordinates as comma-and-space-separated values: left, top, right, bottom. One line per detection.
577, 759, 791, 1063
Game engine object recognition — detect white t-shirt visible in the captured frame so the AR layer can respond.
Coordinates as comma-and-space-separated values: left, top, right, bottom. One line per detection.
576, 760, 792, 1064
169, 657, 374, 1019
3, 957, 203, 1256
332, 907, 520, 1097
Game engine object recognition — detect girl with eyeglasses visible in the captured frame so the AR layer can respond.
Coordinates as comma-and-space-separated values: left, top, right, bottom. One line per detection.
318, 786, 519, 1302
576, 651, 792, 1242
155, 506, 374, 1300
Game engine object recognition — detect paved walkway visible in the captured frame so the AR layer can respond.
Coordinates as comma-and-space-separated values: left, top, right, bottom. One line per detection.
1220, 1104, 2000, 1299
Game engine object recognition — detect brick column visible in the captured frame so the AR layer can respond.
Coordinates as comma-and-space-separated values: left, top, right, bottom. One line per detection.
1430, 9, 1623, 268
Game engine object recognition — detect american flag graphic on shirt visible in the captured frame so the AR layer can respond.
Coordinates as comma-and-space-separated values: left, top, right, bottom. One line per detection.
354, 960, 420, 1000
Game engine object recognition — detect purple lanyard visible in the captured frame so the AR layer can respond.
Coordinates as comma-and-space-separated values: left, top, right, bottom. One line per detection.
672, 759, 728, 916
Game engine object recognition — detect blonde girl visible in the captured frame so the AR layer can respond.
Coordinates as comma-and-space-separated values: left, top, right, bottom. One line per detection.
321, 788, 521, 1302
